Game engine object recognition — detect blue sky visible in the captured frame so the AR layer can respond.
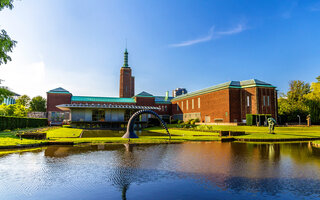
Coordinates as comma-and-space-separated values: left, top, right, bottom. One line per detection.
0, 0, 320, 97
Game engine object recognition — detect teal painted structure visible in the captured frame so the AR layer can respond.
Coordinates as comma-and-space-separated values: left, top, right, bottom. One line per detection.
71, 96, 136, 103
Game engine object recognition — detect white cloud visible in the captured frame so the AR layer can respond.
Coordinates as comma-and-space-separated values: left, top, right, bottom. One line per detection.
170, 24, 246, 47
216, 24, 245, 35
1, 61, 47, 98
170, 27, 215, 47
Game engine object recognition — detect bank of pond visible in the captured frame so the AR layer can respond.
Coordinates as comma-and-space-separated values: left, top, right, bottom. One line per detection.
1, 125, 320, 153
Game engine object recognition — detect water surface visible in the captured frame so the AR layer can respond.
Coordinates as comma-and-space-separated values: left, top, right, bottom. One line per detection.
1, 142, 320, 199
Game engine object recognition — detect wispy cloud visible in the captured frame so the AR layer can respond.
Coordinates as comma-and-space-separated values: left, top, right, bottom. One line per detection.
169, 24, 246, 47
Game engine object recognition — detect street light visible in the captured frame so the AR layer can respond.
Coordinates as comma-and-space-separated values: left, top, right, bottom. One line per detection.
297, 115, 301, 125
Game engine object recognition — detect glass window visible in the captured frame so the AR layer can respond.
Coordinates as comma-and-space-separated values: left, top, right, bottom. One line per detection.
267, 96, 270, 106
247, 96, 250, 107
263, 96, 266, 106
192, 99, 194, 109
177, 103, 179, 111
92, 110, 105, 121
182, 101, 183, 110
198, 98, 200, 108
186, 100, 189, 110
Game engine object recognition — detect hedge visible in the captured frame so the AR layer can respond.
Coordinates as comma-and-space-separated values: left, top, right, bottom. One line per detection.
246, 114, 272, 126
0, 116, 48, 131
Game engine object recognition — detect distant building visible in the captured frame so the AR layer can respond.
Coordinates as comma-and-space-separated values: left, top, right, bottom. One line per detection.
172, 88, 187, 97
0, 86, 20, 105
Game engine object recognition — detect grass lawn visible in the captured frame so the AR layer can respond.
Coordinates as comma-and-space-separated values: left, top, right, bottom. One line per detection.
2, 125, 320, 150
0, 128, 47, 147
146, 125, 320, 140
46, 127, 83, 138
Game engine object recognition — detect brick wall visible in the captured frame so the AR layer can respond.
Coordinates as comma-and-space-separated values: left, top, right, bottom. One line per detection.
47, 93, 72, 112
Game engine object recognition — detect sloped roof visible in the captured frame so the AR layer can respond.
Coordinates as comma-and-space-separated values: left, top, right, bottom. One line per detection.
135, 91, 154, 97
47, 87, 71, 94
172, 79, 276, 101
71, 96, 136, 103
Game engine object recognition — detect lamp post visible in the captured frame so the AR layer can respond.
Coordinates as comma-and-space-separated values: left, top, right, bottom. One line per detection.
297, 115, 301, 125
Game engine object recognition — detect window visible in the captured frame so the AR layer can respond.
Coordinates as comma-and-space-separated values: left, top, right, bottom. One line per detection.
198, 98, 200, 108
263, 96, 266, 106
267, 96, 270, 106
247, 96, 250, 107
92, 110, 105, 121
165, 106, 167, 112
186, 100, 189, 110
177, 102, 179, 111
192, 99, 194, 109
182, 101, 183, 110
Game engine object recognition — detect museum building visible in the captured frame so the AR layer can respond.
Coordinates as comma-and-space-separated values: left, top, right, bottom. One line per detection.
46, 49, 277, 126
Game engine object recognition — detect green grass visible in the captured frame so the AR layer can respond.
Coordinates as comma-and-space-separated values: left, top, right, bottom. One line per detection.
312, 140, 320, 145
146, 125, 320, 140
0, 128, 47, 147
2, 125, 320, 150
46, 127, 83, 138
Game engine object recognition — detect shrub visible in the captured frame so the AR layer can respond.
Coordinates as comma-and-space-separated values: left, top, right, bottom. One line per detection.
0, 116, 48, 131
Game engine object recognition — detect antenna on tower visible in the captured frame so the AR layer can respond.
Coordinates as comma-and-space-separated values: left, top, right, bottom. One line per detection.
125, 38, 127, 49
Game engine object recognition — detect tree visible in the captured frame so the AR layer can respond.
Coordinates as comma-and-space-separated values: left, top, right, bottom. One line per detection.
287, 80, 310, 103
30, 96, 46, 112
13, 104, 28, 117
316, 75, 320, 83
16, 94, 31, 107
304, 79, 320, 124
278, 80, 310, 123
0, 0, 16, 65
0, 87, 13, 103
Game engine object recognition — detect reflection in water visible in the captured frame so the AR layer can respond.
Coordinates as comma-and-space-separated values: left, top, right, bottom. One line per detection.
1, 142, 320, 199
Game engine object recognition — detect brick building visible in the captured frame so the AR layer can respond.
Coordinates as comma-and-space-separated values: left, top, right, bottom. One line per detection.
46, 49, 277, 126
171, 80, 277, 123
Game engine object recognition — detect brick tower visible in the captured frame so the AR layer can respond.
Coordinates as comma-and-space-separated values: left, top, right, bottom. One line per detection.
119, 49, 135, 98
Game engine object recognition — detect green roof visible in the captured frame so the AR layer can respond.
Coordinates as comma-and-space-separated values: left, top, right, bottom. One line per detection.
47, 87, 71, 94
71, 96, 136, 103
135, 91, 154, 97
172, 79, 276, 101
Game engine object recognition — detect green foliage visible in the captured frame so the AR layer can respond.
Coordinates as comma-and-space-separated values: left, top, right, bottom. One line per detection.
30, 96, 46, 112
0, 103, 29, 117
304, 81, 320, 124
16, 95, 31, 107
0, 116, 48, 131
246, 114, 272, 126
0, 0, 14, 10
278, 80, 310, 123
0, 0, 16, 65
0, 87, 13, 102
246, 114, 253, 126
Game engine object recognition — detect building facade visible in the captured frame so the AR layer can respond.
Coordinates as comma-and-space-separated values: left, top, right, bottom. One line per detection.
171, 80, 277, 123
46, 49, 278, 126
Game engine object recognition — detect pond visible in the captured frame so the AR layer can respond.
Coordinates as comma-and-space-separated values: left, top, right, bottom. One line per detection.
1, 142, 320, 200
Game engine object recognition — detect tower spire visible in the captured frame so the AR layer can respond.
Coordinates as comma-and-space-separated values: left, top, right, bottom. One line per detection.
123, 45, 129, 68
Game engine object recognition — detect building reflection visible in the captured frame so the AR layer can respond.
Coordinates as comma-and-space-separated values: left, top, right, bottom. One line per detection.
40, 141, 320, 198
